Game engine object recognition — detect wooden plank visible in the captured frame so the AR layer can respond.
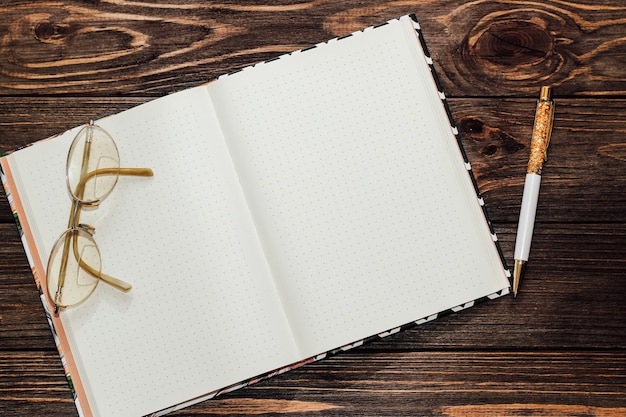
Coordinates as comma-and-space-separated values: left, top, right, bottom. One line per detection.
0, 352, 75, 416
2, 224, 625, 351
0, 97, 147, 155
2, 98, 626, 223
0, 1, 625, 96
422, 0, 626, 97
452, 98, 626, 223
0, 1, 624, 415
1, 351, 625, 416
0, 224, 56, 351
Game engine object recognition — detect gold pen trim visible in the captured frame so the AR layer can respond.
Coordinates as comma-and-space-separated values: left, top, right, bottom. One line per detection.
513, 259, 524, 297
527, 86, 554, 175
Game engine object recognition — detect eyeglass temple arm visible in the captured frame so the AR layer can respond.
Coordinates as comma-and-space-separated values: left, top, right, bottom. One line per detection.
77, 167, 154, 190
68, 166, 154, 292
71, 168, 154, 219
72, 241, 133, 292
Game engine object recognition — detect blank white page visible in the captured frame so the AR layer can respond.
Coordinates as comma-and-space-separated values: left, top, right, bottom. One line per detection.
209, 16, 509, 357
6, 86, 299, 416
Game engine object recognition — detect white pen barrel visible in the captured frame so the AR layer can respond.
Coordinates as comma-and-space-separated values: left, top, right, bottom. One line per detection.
514, 173, 542, 261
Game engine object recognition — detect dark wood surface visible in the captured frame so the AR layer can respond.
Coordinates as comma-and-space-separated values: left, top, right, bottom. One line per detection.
1, 1, 625, 416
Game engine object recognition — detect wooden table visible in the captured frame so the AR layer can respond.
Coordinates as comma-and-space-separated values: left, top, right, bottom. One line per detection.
1, 1, 625, 416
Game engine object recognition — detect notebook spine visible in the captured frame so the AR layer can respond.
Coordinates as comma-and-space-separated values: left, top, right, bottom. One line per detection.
0, 159, 86, 416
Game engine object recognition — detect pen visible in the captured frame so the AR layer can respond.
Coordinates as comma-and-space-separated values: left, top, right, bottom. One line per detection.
513, 86, 555, 297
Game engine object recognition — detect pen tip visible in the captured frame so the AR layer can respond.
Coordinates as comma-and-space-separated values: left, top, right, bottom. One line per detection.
512, 259, 524, 298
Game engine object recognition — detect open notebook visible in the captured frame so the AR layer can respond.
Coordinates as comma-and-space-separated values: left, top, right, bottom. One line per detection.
1, 15, 510, 417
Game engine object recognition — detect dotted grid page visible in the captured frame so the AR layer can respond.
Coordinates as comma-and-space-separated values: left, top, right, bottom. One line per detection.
209, 16, 509, 358
7, 86, 300, 417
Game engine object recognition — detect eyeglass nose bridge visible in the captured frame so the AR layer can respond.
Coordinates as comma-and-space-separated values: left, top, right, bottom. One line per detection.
68, 200, 81, 229
67, 197, 97, 235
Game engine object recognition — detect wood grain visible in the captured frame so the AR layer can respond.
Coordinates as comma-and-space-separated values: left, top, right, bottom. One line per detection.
451, 98, 626, 222
0, 0, 625, 416
0, 1, 625, 96
2, 98, 625, 223
2, 223, 625, 352
1, 351, 625, 416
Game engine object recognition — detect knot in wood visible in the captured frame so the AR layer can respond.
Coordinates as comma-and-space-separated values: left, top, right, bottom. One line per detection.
34, 21, 55, 40
474, 21, 552, 66
459, 117, 525, 160
460, 18, 560, 90
34, 20, 74, 42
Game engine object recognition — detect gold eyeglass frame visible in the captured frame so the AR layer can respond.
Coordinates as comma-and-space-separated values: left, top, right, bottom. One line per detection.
47, 121, 153, 315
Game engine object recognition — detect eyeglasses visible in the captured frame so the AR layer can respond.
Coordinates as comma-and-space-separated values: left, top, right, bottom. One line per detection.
46, 121, 153, 315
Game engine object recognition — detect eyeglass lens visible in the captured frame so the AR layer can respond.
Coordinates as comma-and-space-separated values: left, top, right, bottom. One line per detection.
66, 123, 120, 204
47, 228, 101, 308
